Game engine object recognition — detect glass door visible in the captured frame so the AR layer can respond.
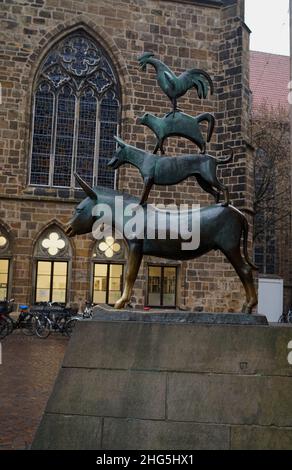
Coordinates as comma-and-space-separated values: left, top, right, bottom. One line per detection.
93, 263, 124, 305
0, 259, 10, 301
147, 265, 177, 307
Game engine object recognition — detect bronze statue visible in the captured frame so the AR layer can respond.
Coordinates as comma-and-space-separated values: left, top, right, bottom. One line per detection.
67, 51, 258, 314
138, 52, 214, 115
67, 174, 258, 314
138, 111, 215, 154
108, 137, 232, 206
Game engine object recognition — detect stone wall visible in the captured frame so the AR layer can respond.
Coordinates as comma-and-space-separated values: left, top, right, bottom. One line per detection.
0, 0, 253, 311
32, 319, 292, 450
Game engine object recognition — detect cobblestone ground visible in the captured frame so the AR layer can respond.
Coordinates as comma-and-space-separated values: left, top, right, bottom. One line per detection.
0, 332, 67, 449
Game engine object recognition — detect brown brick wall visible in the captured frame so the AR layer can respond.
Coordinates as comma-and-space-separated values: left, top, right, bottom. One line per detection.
0, 0, 253, 312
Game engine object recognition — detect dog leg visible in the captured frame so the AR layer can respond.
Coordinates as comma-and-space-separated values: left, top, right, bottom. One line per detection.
196, 175, 218, 203
139, 177, 154, 204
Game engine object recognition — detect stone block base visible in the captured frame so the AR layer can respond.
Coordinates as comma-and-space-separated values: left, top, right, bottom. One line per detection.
32, 316, 292, 450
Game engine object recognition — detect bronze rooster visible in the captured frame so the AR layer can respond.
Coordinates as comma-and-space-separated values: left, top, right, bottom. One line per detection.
138, 52, 214, 115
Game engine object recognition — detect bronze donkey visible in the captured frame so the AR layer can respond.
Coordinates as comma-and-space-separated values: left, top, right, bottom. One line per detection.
66, 174, 258, 314
108, 137, 232, 206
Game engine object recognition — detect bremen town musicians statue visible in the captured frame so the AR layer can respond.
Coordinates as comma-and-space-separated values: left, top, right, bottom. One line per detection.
66, 53, 258, 314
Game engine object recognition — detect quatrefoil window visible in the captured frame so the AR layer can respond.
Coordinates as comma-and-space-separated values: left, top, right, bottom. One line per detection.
98, 237, 121, 259
0, 235, 8, 248
41, 232, 66, 256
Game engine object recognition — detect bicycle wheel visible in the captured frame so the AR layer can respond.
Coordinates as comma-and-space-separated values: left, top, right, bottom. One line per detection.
21, 314, 36, 336
278, 314, 287, 323
0, 317, 9, 339
65, 319, 78, 337
35, 316, 51, 339
5, 316, 14, 335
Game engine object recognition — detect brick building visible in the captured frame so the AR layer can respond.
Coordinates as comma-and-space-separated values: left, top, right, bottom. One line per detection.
0, 0, 253, 312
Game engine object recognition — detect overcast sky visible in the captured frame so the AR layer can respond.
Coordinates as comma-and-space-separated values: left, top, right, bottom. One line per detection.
245, 0, 289, 56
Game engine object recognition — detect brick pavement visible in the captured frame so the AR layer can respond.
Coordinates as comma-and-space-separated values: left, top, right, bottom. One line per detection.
0, 332, 67, 450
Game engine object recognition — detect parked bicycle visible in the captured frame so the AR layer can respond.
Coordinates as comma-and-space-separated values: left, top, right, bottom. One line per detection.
0, 300, 37, 338
32, 302, 77, 339
65, 301, 94, 337
0, 300, 13, 339
6, 304, 36, 336
278, 309, 292, 324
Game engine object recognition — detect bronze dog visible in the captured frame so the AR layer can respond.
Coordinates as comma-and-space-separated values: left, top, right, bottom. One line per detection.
108, 137, 232, 206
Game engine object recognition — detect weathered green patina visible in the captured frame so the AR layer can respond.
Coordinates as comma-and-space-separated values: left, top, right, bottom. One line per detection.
108, 136, 232, 206
67, 51, 258, 314
138, 52, 214, 115
66, 174, 258, 313
138, 111, 215, 154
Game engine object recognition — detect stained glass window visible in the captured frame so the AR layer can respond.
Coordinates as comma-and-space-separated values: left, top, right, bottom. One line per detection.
30, 31, 120, 189
31, 83, 54, 186
98, 91, 119, 188
76, 88, 97, 185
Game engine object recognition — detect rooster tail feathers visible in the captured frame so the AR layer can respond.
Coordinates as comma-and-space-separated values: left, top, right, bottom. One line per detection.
196, 80, 205, 99
189, 69, 214, 96
181, 68, 214, 99
197, 69, 214, 95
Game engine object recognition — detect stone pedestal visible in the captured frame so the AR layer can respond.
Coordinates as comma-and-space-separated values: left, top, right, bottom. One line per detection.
32, 311, 292, 450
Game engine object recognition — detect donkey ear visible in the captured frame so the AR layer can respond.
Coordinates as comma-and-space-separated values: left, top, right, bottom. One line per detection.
114, 135, 126, 148
74, 172, 97, 200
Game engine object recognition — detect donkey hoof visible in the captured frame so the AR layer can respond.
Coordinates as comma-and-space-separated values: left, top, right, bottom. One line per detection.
114, 299, 126, 309
241, 304, 252, 315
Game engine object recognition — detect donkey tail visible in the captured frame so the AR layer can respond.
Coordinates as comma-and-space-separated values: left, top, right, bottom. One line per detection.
216, 147, 233, 165
197, 113, 215, 142
241, 211, 258, 270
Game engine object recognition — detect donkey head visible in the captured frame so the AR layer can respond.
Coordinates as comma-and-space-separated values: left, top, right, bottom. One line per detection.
66, 173, 97, 237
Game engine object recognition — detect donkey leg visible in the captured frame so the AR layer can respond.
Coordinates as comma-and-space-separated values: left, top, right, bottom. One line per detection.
114, 243, 143, 309
223, 247, 258, 314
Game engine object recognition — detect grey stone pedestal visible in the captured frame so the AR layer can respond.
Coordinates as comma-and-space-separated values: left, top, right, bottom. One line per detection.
32, 311, 292, 450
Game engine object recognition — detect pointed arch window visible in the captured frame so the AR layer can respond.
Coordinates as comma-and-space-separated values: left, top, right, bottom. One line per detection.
0, 227, 12, 301
33, 227, 71, 304
92, 231, 126, 305
30, 31, 120, 189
